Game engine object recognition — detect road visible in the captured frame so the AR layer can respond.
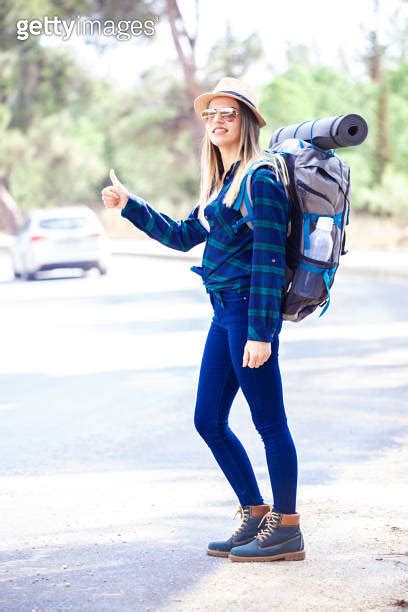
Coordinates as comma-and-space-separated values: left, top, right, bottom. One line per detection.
0, 251, 407, 611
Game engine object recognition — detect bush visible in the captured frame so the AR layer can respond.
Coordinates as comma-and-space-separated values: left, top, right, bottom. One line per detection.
358, 165, 408, 217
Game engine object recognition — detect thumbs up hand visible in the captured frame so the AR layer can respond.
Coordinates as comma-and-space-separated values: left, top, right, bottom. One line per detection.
101, 168, 130, 209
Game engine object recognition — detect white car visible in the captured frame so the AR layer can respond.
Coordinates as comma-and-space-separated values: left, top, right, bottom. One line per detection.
10, 206, 111, 280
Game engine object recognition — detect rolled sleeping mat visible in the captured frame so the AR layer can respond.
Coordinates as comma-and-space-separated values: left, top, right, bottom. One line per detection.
269, 114, 368, 150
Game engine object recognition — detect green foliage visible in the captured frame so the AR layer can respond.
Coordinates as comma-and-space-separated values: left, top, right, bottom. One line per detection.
358, 165, 408, 216
388, 85, 408, 172
10, 110, 105, 211
99, 61, 200, 209
0, 0, 408, 220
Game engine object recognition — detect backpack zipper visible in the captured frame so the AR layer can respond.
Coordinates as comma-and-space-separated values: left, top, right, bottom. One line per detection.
296, 179, 333, 205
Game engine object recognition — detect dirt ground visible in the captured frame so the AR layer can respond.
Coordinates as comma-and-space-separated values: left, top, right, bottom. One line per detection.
164, 436, 408, 612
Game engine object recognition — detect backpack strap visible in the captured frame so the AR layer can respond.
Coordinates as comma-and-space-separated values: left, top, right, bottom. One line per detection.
230, 154, 290, 233
297, 261, 337, 317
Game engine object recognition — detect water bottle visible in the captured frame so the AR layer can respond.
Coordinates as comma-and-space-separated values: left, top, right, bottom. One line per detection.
296, 216, 334, 298
304, 216, 334, 261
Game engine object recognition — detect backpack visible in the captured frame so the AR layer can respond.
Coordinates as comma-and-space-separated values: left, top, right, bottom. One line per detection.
229, 138, 351, 322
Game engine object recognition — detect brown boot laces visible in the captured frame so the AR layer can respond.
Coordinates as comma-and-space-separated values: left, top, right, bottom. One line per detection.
231, 505, 251, 537
255, 509, 282, 542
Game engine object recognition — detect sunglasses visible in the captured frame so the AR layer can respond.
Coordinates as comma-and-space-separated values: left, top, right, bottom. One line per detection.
201, 107, 240, 122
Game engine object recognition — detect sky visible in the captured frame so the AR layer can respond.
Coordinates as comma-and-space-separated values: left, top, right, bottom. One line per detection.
41, 0, 407, 90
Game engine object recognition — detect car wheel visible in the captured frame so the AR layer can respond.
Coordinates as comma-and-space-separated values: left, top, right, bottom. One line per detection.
13, 269, 22, 278
23, 270, 37, 281
98, 265, 108, 275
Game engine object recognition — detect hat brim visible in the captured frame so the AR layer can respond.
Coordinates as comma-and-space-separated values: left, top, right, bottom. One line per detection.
193, 92, 266, 128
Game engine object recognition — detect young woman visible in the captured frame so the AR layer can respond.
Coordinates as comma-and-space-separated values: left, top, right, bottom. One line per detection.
101, 77, 305, 563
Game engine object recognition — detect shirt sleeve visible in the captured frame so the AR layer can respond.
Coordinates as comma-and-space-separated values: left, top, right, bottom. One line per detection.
247, 168, 289, 342
120, 193, 208, 252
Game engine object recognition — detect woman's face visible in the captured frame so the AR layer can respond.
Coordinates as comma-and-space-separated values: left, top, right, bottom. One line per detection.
205, 95, 242, 149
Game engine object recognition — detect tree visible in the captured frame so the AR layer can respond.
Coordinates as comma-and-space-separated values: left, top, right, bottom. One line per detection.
363, 0, 390, 181
164, 0, 203, 158
0, 0, 158, 229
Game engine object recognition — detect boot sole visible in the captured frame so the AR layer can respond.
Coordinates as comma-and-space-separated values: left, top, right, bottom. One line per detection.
229, 550, 306, 562
206, 549, 230, 558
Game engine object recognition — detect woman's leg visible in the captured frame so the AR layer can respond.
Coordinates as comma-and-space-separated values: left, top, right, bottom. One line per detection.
227, 318, 298, 514
194, 317, 265, 506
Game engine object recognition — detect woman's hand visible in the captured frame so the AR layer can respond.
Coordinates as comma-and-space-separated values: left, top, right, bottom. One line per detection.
242, 340, 271, 368
101, 168, 130, 209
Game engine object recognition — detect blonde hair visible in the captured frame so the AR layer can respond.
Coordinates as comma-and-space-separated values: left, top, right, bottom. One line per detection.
197, 100, 288, 213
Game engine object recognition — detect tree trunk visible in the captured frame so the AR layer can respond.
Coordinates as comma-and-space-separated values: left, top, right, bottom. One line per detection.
366, 1, 390, 182
165, 0, 204, 161
0, 182, 24, 233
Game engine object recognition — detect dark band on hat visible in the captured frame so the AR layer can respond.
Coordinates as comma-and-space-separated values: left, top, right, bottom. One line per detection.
216, 90, 256, 108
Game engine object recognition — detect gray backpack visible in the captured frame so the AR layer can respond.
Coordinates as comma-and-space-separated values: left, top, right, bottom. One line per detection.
230, 138, 351, 322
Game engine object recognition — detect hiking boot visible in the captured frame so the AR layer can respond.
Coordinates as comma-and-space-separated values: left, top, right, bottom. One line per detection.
228, 507, 305, 562
206, 503, 271, 558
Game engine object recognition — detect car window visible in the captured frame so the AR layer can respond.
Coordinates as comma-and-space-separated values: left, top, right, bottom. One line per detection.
39, 217, 91, 230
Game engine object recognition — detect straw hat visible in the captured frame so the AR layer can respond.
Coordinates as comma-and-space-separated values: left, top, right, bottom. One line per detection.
193, 77, 266, 128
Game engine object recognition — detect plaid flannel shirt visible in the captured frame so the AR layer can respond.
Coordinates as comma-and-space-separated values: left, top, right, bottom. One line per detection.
121, 160, 289, 341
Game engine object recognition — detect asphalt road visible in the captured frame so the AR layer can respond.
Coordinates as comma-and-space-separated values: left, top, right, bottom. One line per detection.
0, 252, 407, 611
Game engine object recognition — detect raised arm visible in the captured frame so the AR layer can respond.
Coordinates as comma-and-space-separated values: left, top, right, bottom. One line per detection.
101, 169, 208, 252
247, 167, 289, 342
120, 194, 208, 252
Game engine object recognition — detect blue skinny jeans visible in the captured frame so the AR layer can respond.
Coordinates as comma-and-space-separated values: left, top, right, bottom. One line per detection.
194, 288, 298, 514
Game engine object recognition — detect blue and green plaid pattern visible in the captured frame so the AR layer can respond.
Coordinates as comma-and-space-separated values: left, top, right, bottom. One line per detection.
121, 160, 289, 341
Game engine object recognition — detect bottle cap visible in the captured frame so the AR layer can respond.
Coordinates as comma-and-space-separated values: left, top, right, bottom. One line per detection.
316, 216, 334, 231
